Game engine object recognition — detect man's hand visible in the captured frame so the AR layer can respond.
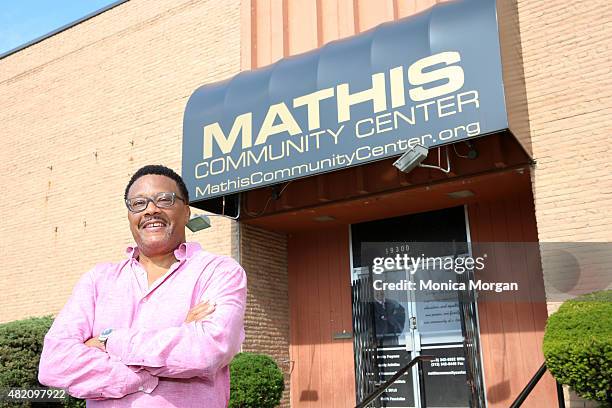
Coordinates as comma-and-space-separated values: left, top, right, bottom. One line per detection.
84, 337, 106, 352
185, 300, 216, 323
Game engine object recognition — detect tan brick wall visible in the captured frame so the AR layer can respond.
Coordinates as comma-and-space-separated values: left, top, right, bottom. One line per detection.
501, 0, 612, 243
514, 0, 612, 306
239, 223, 290, 408
501, 0, 612, 302
0, 0, 241, 323
501, 1, 612, 405
510, 0, 612, 243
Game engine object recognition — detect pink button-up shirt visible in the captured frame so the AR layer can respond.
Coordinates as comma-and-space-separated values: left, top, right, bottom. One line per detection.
38, 242, 247, 408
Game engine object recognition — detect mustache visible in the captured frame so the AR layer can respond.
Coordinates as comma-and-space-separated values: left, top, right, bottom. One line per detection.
139, 216, 169, 228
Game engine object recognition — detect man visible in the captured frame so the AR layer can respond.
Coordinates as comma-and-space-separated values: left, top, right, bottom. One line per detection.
38, 164, 247, 408
373, 289, 405, 346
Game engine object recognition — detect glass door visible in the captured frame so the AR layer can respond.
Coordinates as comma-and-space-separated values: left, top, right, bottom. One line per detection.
411, 254, 472, 407
350, 206, 485, 408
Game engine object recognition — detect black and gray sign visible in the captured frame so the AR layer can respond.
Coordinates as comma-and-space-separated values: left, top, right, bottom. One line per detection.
183, 0, 507, 201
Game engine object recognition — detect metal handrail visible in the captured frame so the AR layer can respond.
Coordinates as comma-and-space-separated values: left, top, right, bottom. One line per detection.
357, 358, 566, 408
509, 362, 566, 408
355, 355, 434, 408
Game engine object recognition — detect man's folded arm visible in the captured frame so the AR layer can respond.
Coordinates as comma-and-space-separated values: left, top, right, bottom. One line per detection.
38, 266, 159, 400
105, 263, 247, 379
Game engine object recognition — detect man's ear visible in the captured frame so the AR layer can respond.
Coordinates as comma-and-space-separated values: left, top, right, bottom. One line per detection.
185, 206, 191, 224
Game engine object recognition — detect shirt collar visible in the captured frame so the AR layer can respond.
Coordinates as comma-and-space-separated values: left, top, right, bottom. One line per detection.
125, 242, 202, 261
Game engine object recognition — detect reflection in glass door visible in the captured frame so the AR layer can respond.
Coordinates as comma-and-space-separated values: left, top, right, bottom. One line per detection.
350, 206, 485, 408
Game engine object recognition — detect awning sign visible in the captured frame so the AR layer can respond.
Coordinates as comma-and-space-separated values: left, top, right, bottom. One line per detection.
182, 0, 507, 201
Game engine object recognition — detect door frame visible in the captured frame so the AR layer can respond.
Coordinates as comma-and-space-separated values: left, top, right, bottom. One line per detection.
347, 205, 488, 407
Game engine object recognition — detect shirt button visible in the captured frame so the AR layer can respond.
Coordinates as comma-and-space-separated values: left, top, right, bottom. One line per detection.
138, 386, 144, 392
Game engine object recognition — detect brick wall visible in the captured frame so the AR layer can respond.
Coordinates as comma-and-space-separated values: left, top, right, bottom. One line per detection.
239, 223, 291, 408
500, 0, 611, 246
0, 0, 241, 322
513, 0, 612, 243
500, 1, 611, 406
507, 0, 612, 312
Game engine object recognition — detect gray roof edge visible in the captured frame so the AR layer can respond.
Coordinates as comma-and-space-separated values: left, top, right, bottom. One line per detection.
0, 0, 130, 60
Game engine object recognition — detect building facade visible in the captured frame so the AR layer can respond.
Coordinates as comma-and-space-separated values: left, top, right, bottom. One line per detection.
1, 1, 610, 407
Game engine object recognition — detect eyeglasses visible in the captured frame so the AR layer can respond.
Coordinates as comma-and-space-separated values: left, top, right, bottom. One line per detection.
125, 192, 186, 213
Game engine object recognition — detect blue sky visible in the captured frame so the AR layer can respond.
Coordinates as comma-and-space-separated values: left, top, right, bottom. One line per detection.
0, 0, 117, 55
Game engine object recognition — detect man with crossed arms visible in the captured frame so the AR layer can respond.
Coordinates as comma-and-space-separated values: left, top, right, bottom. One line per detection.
39, 164, 247, 407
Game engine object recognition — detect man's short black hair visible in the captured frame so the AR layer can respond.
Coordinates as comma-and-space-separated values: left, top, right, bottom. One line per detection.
124, 164, 189, 202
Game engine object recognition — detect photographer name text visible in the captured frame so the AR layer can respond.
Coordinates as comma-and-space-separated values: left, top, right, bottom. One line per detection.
373, 279, 518, 293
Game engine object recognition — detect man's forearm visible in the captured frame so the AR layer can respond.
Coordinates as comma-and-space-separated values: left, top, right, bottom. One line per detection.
105, 265, 246, 379
105, 314, 244, 379
38, 269, 159, 400
39, 333, 158, 399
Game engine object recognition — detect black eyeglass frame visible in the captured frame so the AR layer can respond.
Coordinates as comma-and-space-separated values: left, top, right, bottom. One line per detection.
125, 192, 187, 213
